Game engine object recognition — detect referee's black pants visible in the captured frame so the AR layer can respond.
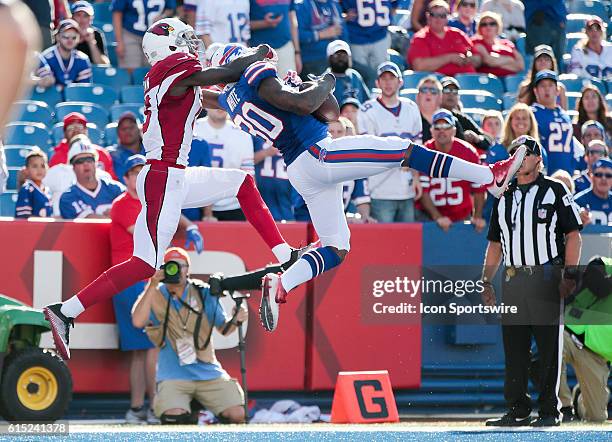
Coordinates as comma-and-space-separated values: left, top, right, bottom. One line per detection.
501, 269, 563, 418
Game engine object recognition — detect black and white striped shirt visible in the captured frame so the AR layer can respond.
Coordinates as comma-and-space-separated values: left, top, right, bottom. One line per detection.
487, 174, 583, 266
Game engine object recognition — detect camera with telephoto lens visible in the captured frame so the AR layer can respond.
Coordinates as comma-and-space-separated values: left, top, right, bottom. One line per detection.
161, 260, 182, 284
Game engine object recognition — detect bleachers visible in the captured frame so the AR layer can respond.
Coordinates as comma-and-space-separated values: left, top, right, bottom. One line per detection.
0, 192, 17, 217
92, 2, 112, 23
6, 168, 19, 191
55, 102, 109, 131
402, 70, 442, 89
455, 74, 505, 98
567, 0, 609, 20
2, 145, 36, 167
120, 85, 144, 104
104, 123, 118, 146
565, 91, 582, 111
4, 122, 49, 147
64, 84, 119, 110
28, 86, 63, 108
503, 74, 524, 96
559, 74, 607, 95
110, 104, 145, 123
131, 67, 149, 86
92, 65, 131, 91
10, 100, 54, 127
458, 91, 502, 111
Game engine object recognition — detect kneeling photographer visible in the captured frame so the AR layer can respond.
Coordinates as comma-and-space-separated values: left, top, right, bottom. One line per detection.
560, 256, 612, 423
132, 247, 247, 424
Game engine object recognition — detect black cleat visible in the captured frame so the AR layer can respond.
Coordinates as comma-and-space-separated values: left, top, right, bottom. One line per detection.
43, 303, 74, 360
281, 241, 321, 271
530, 415, 560, 427
560, 406, 576, 423
485, 410, 532, 427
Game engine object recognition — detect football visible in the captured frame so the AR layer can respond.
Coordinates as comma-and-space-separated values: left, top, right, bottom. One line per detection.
299, 82, 340, 123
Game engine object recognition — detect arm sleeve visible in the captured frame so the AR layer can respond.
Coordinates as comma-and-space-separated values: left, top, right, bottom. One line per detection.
243, 61, 278, 89
59, 193, 79, 219
407, 35, 429, 65
555, 183, 583, 234
14, 186, 32, 218
486, 198, 502, 241
161, 54, 204, 89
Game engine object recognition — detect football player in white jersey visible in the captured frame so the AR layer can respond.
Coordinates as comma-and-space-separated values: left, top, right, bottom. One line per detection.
43, 18, 306, 360
194, 108, 255, 220
185, 0, 250, 47
357, 62, 423, 222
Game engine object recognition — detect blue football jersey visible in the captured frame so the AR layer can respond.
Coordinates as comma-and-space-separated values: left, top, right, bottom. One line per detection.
218, 60, 329, 166
37, 47, 92, 88
59, 177, 125, 219
573, 170, 591, 195
574, 188, 612, 226
182, 137, 212, 221
340, 0, 396, 44
15, 180, 52, 218
532, 104, 578, 174
253, 138, 294, 221
111, 0, 177, 37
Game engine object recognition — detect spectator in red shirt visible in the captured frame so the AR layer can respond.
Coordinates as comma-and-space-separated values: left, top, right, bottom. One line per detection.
472, 11, 524, 77
416, 108, 486, 231
49, 112, 117, 179
407, 0, 480, 76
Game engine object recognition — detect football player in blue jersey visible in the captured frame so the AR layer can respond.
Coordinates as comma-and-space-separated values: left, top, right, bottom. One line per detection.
531, 70, 581, 175
15, 149, 52, 218
205, 43, 527, 332
575, 158, 612, 226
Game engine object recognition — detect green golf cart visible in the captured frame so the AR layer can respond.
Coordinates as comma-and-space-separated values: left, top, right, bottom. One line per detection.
0, 294, 72, 422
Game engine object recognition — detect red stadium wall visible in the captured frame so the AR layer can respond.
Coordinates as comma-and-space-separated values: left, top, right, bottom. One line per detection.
0, 219, 422, 393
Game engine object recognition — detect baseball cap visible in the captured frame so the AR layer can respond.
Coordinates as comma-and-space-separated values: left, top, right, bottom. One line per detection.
71, 1, 94, 16
581, 120, 605, 136
428, 0, 450, 11
63, 112, 88, 129
440, 76, 460, 89
533, 70, 558, 86
327, 40, 351, 58
57, 19, 79, 34
340, 96, 361, 109
586, 16, 605, 28
118, 111, 138, 128
124, 154, 146, 175
376, 61, 401, 78
534, 44, 555, 60
68, 134, 98, 163
164, 247, 190, 265
432, 108, 455, 125
592, 158, 612, 172
509, 135, 542, 156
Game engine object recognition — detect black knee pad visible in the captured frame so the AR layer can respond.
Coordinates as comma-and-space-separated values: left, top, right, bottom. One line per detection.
160, 412, 196, 425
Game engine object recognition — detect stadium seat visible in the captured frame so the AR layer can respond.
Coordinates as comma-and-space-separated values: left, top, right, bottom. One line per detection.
388, 49, 406, 71
402, 70, 443, 89
565, 32, 586, 55
27, 85, 63, 108
606, 80, 612, 94
459, 91, 501, 110
502, 93, 517, 110
567, 0, 608, 20
515, 35, 526, 57
566, 92, 582, 111
559, 74, 606, 95
131, 67, 150, 86
455, 73, 504, 97
92, 2, 112, 24
462, 108, 486, 125
0, 192, 17, 217
392, 8, 410, 26
504, 74, 524, 95
107, 43, 118, 66
51, 122, 103, 146
566, 14, 594, 34
2, 145, 36, 167
6, 167, 19, 190
10, 100, 54, 127
55, 102, 109, 131
4, 122, 49, 147
606, 94, 612, 108
92, 65, 131, 91
110, 104, 145, 123
120, 85, 144, 104
399, 88, 418, 101
64, 84, 119, 110
104, 122, 118, 146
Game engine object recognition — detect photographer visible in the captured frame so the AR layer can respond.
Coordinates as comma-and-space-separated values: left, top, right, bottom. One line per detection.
559, 256, 612, 423
132, 247, 247, 424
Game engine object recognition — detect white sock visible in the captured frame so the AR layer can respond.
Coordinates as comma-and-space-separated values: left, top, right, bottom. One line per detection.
448, 159, 493, 185
272, 243, 292, 263
280, 259, 314, 292
60, 295, 85, 318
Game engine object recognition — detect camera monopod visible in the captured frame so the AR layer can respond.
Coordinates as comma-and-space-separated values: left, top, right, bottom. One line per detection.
221, 292, 250, 422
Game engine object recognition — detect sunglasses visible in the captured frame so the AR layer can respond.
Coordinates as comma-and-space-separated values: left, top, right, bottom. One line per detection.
418, 86, 440, 95
587, 24, 602, 31
429, 12, 448, 19
480, 21, 497, 27
461, 2, 477, 7
593, 172, 612, 179
60, 34, 78, 41
72, 157, 95, 165
442, 87, 459, 95
432, 122, 454, 130
510, 148, 536, 157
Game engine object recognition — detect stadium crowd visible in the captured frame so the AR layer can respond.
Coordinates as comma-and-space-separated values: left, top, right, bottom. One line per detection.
0, 0, 610, 425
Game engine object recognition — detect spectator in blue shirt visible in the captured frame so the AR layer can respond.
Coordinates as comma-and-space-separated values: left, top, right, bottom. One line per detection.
15, 150, 52, 218
36, 19, 92, 90
295, 0, 346, 78
575, 158, 612, 226
523, 0, 567, 69
325, 39, 370, 105
447, 0, 477, 37
108, 112, 145, 184
111, 0, 176, 72
250, 0, 302, 76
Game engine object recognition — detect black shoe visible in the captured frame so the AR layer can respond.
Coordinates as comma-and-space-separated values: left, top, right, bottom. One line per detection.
560, 406, 576, 423
485, 411, 532, 427
43, 303, 74, 360
530, 415, 560, 427
281, 241, 321, 271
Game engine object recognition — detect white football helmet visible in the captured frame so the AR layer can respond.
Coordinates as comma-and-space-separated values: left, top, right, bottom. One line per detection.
142, 18, 201, 66
210, 43, 250, 68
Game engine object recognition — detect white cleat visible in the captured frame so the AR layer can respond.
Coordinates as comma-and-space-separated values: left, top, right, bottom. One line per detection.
487, 144, 527, 198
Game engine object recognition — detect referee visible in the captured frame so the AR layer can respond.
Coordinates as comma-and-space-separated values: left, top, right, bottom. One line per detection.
481, 135, 583, 427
